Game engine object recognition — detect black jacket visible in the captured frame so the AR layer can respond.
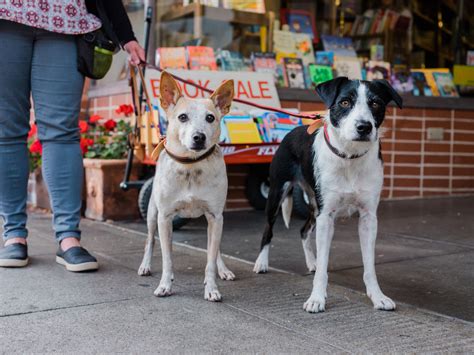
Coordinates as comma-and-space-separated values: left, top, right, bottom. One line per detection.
85, 0, 136, 47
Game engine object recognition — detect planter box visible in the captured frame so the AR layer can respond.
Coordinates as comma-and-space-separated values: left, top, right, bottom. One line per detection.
83, 158, 140, 221
27, 170, 51, 211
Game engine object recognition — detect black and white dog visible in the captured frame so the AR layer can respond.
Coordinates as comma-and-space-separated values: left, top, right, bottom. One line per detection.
253, 77, 402, 313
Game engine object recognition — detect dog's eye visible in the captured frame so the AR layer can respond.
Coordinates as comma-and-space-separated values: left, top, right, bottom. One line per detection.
371, 101, 380, 109
205, 114, 215, 123
178, 114, 188, 122
340, 100, 350, 108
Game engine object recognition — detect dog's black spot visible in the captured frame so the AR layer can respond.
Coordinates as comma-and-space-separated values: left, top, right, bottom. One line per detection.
329, 82, 360, 127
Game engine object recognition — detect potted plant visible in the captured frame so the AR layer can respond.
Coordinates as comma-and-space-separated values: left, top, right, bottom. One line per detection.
27, 124, 52, 211
81, 105, 141, 221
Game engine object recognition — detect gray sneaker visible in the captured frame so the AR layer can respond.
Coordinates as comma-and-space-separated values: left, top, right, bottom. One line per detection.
0, 243, 28, 267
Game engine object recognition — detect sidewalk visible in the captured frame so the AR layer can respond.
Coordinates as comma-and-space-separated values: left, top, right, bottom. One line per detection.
1, 200, 473, 353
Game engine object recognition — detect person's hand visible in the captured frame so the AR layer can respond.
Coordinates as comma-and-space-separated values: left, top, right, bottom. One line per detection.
124, 40, 146, 66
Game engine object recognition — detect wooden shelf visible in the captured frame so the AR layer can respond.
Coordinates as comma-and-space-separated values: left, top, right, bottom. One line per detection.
414, 40, 435, 52
161, 3, 267, 26
350, 33, 385, 40
441, 27, 453, 36
462, 38, 474, 48
441, 0, 457, 13
413, 10, 435, 25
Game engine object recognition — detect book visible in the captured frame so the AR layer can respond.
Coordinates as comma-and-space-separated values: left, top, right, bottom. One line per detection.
334, 56, 362, 79
411, 71, 433, 96
308, 64, 333, 86
282, 57, 306, 89
391, 65, 413, 93
216, 50, 245, 71
394, 15, 411, 31
367, 60, 391, 81
411, 68, 449, 96
467, 51, 474, 66
273, 30, 297, 56
219, 118, 230, 143
293, 33, 315, 66
321, 35, 357, 57
156, 47, 187, 70
370, 45, 384, 61
432, 72, 459, 97
222, 0, 265, 13
316, 51, 334, 66
256, 112, 302, 143
275, 64, 286, 87
251, 52, 277, 74
187, 46, 217, 70
225, 117, 262, 144
453, 65, 474, 86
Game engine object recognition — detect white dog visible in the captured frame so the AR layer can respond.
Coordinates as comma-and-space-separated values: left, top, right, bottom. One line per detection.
138, 72, 235, 302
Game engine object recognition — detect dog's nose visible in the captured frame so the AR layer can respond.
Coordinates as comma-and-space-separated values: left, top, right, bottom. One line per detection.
356, 121, 372, 136
193, 133, 206, 144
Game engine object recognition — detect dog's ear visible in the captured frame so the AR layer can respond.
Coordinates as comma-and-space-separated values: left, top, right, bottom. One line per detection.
210, 80, 234, 116
371, 79, 403, 109
160, 71, 183, 112
315, 77, 349, 108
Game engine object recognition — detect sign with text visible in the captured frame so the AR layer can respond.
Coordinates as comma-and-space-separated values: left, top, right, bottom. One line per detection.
144, 69, 281, 112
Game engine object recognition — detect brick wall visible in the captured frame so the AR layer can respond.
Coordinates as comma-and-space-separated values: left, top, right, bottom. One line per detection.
87, 88, 474, 210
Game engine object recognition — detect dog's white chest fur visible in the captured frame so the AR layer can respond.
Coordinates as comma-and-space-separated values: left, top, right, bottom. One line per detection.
154, 148, 227, 218
314, 133, 383, 216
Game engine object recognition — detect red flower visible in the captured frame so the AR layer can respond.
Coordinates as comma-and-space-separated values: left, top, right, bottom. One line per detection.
80, 138, 94, 154
29, 139, 42, 154
104, 119, 117, 131
89, 114, 102, 123
79, 120, 88, 133
115, 104, 134, 116
28, 123, 37, 138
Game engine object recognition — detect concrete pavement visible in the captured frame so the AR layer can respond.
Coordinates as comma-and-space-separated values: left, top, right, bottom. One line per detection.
1, 197, 473, 353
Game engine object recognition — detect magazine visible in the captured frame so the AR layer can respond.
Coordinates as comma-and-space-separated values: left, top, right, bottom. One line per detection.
315, 51, 334, 66
156, 47, 187, 70
283, 57, 306, 89
334, 56, 362, 79
411, 71, 433, 96
308, 64, 333, 86
391, 65, 413, 93
366, 60, 391, 81
293, 33, 315, 66
433, 72, 459, 97
216, 50, 245, 71
321, 35, 357, 57
187, 46, 217, 71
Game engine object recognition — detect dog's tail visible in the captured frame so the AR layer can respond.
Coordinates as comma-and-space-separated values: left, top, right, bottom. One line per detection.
281, 195, 293, 229
279, 182, 293, 229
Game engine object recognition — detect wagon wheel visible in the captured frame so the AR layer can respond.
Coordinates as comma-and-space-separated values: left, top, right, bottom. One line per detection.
245, 165, 270, 210
138, 177, 189, 230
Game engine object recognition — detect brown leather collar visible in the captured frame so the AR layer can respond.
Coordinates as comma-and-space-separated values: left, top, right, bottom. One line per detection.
164, 145, 217, 164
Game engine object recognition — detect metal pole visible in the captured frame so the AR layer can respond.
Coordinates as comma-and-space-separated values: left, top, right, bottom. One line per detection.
120, 2, 155, 191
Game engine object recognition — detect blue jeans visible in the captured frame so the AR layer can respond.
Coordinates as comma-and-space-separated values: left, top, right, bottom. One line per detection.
0, 20, 84, 242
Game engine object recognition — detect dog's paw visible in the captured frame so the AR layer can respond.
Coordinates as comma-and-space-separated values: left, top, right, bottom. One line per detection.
370, 293, 396, 311
253, 253, 269, 273
137, 264, 151, 276
154, 283, 173, 297
253, 260, 268, 273
204, 286, 222, 302
306, 262, 317, 273
303, 295, 326, 313
218, 268, 235, 281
